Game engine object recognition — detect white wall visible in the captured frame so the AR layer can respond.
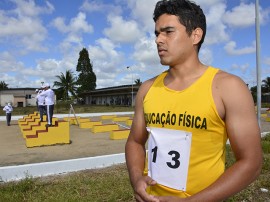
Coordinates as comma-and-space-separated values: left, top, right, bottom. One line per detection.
0, 94, 14, 106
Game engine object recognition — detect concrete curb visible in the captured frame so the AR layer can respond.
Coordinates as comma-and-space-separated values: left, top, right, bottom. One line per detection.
0, 153, 125, 182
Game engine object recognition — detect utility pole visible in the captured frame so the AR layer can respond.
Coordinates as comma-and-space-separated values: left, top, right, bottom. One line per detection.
126, 66, 134, 107
255, 0, 261, 128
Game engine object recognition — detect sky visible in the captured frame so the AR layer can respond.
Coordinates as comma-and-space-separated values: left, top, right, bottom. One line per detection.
0, 0, 270, 89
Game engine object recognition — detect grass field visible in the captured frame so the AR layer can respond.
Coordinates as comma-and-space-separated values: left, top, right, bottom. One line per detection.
0, 105, 269, 201
0, 136, 269, 201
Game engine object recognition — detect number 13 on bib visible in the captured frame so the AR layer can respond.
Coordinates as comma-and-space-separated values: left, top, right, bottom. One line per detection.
147, 127, 192, 191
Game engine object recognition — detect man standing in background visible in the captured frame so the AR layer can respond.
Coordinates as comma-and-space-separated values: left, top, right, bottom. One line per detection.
35, 89, 39, 111
39, 83, 55, 127
36, 87, 46, 122
3, 102, 13, 126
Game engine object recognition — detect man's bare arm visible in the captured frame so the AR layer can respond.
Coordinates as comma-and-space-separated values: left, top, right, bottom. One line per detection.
188, 72, 262, 201
125, 79, 159, 202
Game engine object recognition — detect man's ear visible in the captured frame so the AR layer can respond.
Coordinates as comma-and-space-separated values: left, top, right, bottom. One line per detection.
192, 28, 203, 45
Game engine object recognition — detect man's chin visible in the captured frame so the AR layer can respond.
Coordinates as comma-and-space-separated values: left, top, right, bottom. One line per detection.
160, 60, 169, 66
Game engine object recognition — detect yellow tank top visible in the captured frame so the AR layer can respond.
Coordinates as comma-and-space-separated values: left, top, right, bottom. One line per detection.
144, 66, 227, 197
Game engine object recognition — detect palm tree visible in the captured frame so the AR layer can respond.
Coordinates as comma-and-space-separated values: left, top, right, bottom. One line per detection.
134, 78, 142, 86
0, 81, 8, 90
54, 70, 77, 101
262, 77, 270, 93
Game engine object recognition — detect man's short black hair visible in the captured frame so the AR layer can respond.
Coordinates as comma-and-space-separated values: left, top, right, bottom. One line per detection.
153, 0, 206, 52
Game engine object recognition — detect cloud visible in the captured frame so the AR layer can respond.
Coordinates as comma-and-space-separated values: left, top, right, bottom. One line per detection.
133, 35, 159, 66
103, 15, 143, 44
79, 0, 122, 15
262, 57, 270, 76
224, 41, 256, 55
0, 0, 55, 52
203, 2, 229, 45
230, 63, 249, 74
11, 0, 54, 17
51, 12, 94, 54
126, 0, 156, 33
51, 12, 93, 34
87, 38, 126, 88
0, 54, 57, 88
131, 35, 164, 81
263, 57, 270, 66
196, 0, 226, 7
199, 47, 213, 65
223, 2, 270, 28
0, 51, 24, 72
0, 72, 20, 87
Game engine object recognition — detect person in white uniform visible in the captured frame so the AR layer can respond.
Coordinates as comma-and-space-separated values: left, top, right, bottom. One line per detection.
36, 87, 46, 122
39, 83, 55, 127
35, 89, 39, 111
3, 102, 13, 126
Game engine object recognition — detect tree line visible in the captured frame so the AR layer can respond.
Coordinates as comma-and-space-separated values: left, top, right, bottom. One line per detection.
250, 77, 270, 103
0, 48, 143, 103
0, 48, 96, 103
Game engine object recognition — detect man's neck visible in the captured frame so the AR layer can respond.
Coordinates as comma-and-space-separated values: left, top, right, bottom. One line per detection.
164, 61, 208, 91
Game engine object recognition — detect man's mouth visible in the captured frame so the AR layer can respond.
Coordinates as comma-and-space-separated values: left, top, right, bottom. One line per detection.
158, 48, 167, 55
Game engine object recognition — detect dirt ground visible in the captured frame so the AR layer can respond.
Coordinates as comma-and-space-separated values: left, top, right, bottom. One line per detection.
0, 115, 269, 167
0, 116, 129, 167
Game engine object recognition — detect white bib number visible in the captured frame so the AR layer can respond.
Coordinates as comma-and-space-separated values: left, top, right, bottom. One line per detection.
147, 127, 192, 191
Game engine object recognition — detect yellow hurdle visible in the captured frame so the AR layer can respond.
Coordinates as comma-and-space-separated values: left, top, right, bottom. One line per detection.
80, 121, 102, 129
112, 116, 131, 122
126, 119, 133, 126
91, 124, 119, 133
101, 115, 116, 120
266, 110, 270, 122
63, 116, 81, 125
110, 129, 130, 140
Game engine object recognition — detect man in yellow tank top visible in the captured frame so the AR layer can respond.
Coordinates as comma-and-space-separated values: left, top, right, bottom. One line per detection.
125, 0, 262, 201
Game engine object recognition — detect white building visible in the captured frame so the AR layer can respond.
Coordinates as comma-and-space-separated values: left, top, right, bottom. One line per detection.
0, 88, 38, 107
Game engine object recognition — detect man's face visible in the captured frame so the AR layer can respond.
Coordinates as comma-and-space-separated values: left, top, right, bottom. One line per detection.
155, 14, 194, 66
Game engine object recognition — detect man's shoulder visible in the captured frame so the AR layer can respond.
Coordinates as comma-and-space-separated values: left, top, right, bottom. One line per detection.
214, 70, 246, 88
137, 73, 163, 98
214, 69, 250, 103
140, 73, 163, 90
143, 71, 167, 86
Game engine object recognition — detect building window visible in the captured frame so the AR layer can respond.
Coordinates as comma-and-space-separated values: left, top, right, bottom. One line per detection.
25, 94, 32, 99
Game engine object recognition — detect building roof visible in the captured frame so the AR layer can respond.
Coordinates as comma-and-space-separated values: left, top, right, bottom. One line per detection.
81, 84, 140, 96
0, 88, 37, 91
